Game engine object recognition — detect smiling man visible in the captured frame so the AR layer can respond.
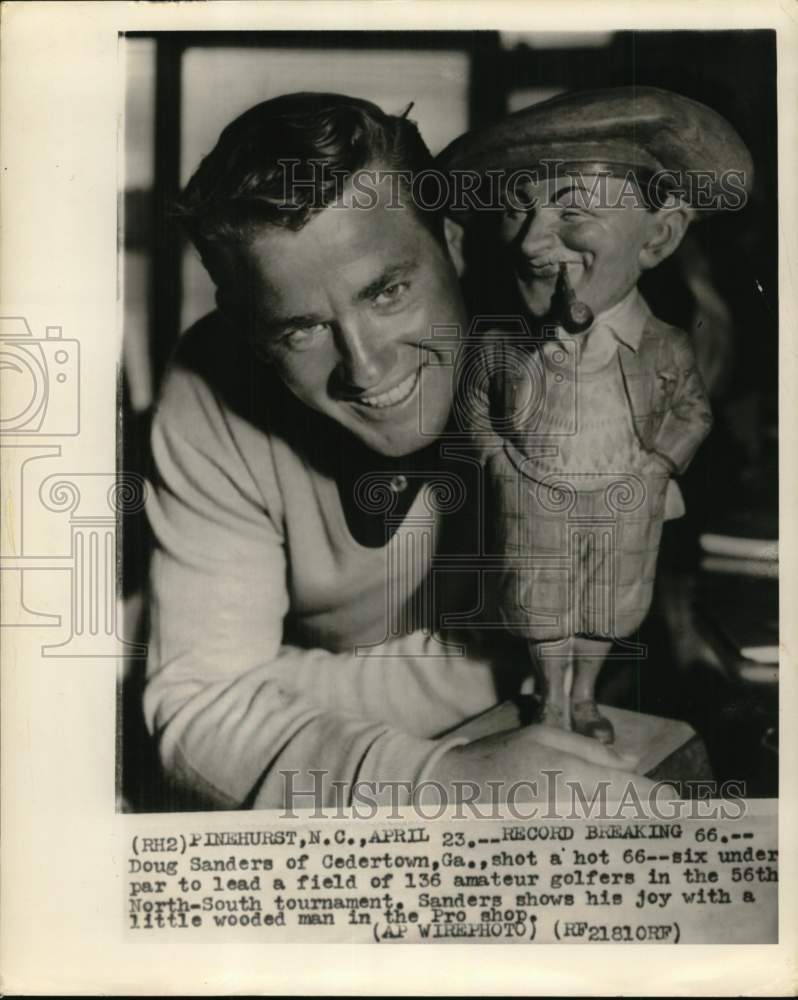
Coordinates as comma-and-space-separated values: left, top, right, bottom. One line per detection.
143, 92, 655, 811
215, 175, 460, 458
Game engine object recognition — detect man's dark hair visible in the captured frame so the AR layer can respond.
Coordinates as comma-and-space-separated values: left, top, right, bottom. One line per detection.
177, 91, 440, 273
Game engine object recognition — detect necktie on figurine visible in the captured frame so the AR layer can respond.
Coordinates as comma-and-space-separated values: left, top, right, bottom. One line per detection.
438, 87, 752, 743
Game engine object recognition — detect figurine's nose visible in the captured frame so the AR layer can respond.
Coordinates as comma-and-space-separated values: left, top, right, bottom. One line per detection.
515, 208, 560, 257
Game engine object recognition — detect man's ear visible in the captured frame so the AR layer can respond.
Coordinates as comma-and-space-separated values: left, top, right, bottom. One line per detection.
443, 215, 466, 277
639, 205, 693, 271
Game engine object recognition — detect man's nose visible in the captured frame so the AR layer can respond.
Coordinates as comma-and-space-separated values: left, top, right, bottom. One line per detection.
335, 320, 397, 391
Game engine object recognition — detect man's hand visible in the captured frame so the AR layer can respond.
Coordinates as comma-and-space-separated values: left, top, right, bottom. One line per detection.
430, 724, 664, 808
521, 722, 640, 769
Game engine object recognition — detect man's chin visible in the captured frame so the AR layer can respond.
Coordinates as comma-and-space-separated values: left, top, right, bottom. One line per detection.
360, 421, 442, 457
332, 414, 426, 458
340, 373, 452, 456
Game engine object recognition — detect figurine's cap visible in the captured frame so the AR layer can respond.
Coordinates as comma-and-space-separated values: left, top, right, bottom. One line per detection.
437, 87, 753, 214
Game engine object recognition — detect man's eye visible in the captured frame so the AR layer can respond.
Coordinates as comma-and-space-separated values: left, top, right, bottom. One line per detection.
281, 323, 330, 350
373, 282, 409, 307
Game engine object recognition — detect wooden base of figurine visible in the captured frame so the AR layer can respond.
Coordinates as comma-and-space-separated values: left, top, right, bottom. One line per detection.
450, 699, 712, 782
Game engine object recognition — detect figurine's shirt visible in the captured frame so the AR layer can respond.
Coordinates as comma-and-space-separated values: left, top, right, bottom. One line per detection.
522, 291, 647, 486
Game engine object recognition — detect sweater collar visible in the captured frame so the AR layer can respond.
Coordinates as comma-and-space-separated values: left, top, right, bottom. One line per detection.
585, 288, 650, 354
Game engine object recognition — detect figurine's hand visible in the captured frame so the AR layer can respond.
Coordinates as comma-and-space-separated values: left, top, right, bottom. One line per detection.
640, 451, 674, 477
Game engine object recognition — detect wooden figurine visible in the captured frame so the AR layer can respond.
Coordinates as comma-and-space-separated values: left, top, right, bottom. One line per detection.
439, 88, 752, 742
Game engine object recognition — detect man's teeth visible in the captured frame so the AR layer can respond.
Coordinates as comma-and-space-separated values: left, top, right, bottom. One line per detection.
358, 368, 420, 408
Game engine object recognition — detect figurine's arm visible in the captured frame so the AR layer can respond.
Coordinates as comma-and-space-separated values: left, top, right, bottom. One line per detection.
649, 330, 713, 475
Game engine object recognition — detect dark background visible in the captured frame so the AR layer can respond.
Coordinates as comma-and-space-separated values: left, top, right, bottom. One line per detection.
121, 30, 778, 810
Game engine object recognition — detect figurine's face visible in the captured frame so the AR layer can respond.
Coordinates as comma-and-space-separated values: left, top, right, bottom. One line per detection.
499, 174, 664, 321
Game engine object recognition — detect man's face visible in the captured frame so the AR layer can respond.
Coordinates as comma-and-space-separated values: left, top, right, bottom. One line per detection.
499, 174, 658, 321
220, 176, 465, 457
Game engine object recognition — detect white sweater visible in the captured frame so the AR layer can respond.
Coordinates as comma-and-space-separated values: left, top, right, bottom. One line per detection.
144, 312, 502, 810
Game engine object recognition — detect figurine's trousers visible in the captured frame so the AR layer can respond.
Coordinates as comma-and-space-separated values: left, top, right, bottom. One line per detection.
488, 450, 670, 642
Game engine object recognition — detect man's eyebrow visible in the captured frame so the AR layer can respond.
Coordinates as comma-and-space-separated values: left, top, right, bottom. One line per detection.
261, 261, 420, 333
264, 312, 326, 335
356, 260, 419, 302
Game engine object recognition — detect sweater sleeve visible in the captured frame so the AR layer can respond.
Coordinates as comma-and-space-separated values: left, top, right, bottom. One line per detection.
143, 353, 498, 811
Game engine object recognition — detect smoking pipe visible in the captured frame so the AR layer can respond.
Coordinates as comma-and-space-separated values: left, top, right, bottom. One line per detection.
557, 262, 593, 334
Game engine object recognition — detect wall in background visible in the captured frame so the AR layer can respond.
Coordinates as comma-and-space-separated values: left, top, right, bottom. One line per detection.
179, 45, 471, 333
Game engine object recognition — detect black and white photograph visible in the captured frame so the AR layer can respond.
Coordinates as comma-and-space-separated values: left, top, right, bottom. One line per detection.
121, 28, 778, 812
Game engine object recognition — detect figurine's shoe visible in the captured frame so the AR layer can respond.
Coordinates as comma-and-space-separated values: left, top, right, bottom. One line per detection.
571, 700, 615, 744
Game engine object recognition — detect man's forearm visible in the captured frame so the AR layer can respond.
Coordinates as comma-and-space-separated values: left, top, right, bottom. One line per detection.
144, 632, 499, 809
